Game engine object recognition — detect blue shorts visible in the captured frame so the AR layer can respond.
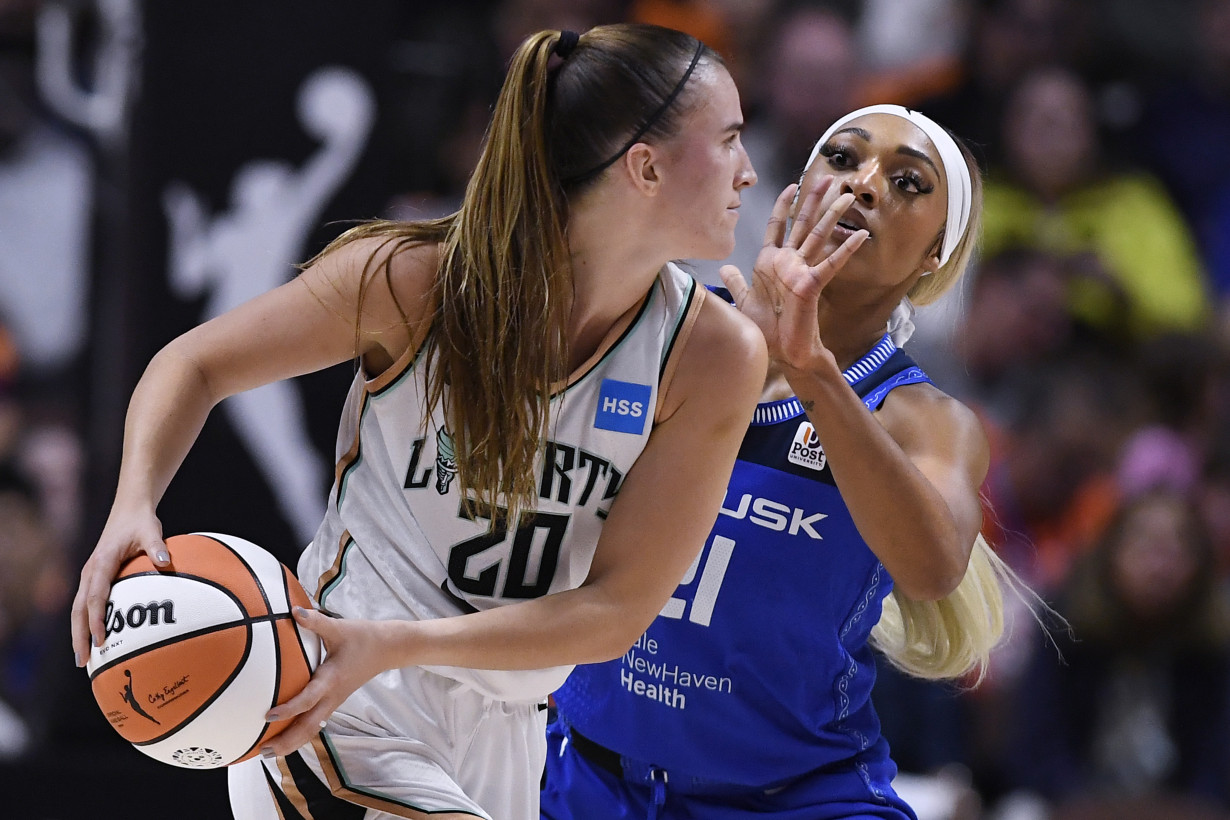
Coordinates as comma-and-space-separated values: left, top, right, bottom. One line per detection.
540, 720, 918, 820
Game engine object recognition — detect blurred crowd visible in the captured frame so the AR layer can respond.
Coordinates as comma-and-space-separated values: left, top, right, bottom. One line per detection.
3, 0, 1230, 818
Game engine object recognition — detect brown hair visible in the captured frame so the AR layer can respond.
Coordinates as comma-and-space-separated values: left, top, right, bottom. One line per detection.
312, 24, 717, 519
1065, 488, 1230, 652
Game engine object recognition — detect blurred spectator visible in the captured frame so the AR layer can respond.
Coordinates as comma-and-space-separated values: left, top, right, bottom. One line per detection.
853, 0, 969, 107
493, 0, 626, 63
980, 66, 1211, 338
630, 0, 787, 102
746, 1, 861, 174
1134, 331, 1228, 455
388, 0, 629, 223
921, 247, 1115, 424
1117, 427, 1201, 501
918, 0, 1100, 165
699, 0, 779, 96
1005, 487, 1230, 811
688, 1, 861, 284
629, 0, 733, 61
981, 351, 1146, 592
0, 457, 70, 761
0, 308, 79, 761
1134, 0, 1230, 337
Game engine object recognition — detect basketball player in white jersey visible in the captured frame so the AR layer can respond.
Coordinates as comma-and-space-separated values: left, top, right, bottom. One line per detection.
70, 24, 866, 820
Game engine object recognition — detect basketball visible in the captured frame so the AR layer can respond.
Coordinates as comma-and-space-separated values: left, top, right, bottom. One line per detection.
86, 532, 321, 769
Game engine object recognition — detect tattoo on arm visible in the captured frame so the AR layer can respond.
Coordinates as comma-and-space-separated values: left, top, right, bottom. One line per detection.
800, 400, 815, 411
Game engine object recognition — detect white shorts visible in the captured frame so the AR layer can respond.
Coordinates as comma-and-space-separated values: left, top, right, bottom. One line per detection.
228, 665, 548, 820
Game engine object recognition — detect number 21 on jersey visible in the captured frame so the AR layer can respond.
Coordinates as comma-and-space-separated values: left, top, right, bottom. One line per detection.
659, 534, 733, 627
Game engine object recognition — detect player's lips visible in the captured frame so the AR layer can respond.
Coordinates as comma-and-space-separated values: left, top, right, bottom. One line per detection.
833, 223, 869, 242
835, 208, 872, 237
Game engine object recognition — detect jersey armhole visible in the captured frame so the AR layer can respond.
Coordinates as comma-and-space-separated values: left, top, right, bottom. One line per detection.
655, 285, 707, 424
363, 306, 437, 395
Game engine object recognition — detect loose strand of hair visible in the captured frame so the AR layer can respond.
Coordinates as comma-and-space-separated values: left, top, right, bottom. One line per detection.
871, 533, 1068, 684
296, 218, 454, 362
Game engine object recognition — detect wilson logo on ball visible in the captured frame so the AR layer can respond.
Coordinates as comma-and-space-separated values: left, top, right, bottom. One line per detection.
105, 599, 177, 639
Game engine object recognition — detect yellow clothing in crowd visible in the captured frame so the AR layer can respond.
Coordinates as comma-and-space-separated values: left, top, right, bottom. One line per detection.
980, 173, 1210, 336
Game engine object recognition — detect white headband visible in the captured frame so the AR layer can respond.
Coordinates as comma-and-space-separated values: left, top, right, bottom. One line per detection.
802, 104, 973, 267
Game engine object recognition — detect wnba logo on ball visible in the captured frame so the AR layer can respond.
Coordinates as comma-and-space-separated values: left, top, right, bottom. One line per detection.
787, 422, 826, 471
105, 599, 177, 639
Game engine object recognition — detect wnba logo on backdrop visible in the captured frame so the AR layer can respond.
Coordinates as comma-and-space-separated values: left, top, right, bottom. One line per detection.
788, 422, 826, 471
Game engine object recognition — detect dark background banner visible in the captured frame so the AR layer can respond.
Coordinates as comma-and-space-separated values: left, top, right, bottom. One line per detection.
16, 1, 428, 814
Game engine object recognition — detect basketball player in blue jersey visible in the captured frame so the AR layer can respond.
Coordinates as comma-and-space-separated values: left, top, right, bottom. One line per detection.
543, 105, 1029, 819
68, 25, 872, 820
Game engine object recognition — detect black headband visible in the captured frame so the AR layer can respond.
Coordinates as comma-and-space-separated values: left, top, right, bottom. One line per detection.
555, 30, 580, 59
564, 39, 707, 186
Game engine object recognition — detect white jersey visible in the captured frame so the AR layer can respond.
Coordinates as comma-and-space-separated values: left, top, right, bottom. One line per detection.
298, 262, 705, 702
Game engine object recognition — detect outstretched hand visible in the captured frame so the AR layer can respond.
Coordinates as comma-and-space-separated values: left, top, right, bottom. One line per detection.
720, 175, 867, 371
260, 606, 402, 756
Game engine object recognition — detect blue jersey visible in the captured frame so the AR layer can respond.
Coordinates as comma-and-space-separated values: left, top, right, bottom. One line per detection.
552, 332, 932, 790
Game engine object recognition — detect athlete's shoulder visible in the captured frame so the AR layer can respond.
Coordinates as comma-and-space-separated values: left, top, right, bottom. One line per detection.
657, 279, 767, 423
877, 380, 987, 458
305, 230, 439, 304
692, 285, 767, 365
303, 229, 442, 374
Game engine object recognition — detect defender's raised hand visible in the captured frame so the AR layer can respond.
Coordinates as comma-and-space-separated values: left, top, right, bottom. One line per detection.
720, 175, 867, 370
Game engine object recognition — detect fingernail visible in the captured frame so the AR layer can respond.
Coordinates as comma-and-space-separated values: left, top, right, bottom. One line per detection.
74, 651, 81, 667
266, 711, 280, 722
293, 606, 307, 617
155, 550, 170, 564
260, 747, 275, 759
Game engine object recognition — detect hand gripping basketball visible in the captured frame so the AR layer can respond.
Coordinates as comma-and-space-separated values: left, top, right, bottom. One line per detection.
86, 533, 322, 769
258, 604, 399, 758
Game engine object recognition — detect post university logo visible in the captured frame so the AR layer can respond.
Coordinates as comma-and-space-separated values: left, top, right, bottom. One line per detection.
594, 379, 651, 434
788, 421, 826, 471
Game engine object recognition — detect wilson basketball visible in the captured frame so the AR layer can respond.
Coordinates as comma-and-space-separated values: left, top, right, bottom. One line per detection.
86, 532, 321, 769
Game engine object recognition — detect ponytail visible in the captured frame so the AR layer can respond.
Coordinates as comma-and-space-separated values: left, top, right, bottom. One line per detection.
311, 25, 715, 521
425, 29, 571, 518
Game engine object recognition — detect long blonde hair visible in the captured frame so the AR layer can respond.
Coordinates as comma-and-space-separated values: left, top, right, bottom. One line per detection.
312, 25, 716, 519
870, 136, 1046, 682
871, 533, 1030, 683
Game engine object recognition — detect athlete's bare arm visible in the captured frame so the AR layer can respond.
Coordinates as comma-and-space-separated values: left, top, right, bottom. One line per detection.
784, 368, 988, 602
260, 298, 768, 755
874, 384, 989, 594
721, 176, 986, 602
70, 237, 437, 662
